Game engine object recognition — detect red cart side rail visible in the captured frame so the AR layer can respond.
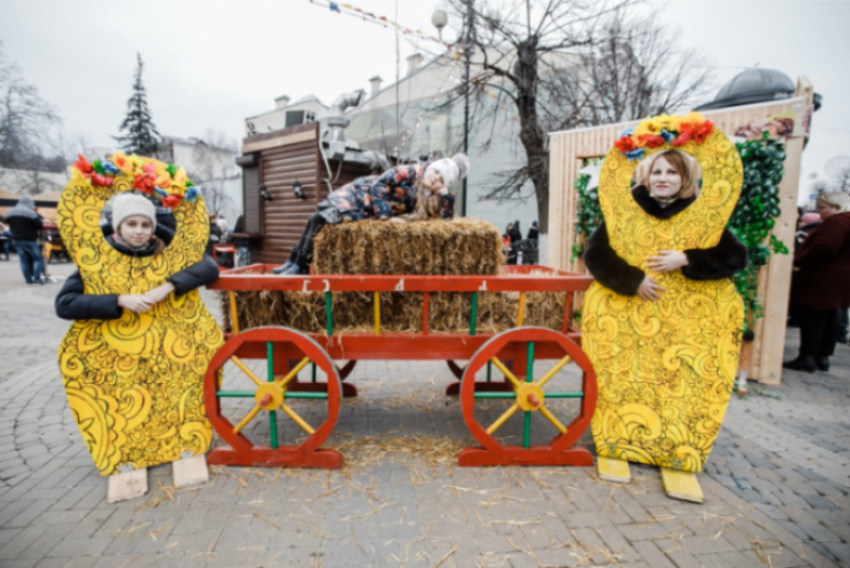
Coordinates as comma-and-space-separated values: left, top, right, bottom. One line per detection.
208, 264, 593, 294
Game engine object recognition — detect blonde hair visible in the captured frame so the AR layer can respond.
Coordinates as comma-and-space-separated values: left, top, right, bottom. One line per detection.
410, 177, 445, 220
638, 150, 701, 200
818, 192, 850, 213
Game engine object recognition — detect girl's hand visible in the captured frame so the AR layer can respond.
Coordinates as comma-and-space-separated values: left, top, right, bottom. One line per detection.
436, 187, 449, 196
389, 217, 406, 224
637, 276, 665, 302
647, 250, 688, 273
142, 282, 176, 305
118, 294, 151, 313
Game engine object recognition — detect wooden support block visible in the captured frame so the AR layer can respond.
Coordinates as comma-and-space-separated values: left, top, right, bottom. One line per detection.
172, 454, 210, 488
660, 467, 704, 503
107, 468, 147, 504
597, 456, 631, 483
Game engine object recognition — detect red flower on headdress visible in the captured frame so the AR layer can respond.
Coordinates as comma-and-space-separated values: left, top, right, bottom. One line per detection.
74, 154, 94, 177
693, 120, 714, 144
162, 194, 184, 210
639, 134, 666, 148
90, 174, 114, 187
133, 173, 156, 194
672, 124, 695, 146
613, 135, 636, 153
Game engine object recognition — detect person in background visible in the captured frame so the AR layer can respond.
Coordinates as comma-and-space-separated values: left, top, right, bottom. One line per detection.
0, 218, 12, 260
796, 211, 821, 249
527, 220, 539, 241
6, 196, 45, 284
207, 213, 223, 257
784, 192, 850, 372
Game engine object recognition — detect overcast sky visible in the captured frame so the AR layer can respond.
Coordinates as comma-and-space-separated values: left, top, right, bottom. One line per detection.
1, 0, 848, 195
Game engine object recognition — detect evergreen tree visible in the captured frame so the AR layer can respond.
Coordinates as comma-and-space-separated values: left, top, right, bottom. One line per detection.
114, 54, 161, 157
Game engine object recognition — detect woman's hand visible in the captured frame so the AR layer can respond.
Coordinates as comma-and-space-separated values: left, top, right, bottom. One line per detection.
142, 282, 176, 305
637, 276, 665, 302
118, 294, 151, 314
647, 250, 689, 273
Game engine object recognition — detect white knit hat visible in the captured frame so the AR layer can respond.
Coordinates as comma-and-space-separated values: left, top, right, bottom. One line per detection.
112, 193, 157, 232
426, 153, 469, 188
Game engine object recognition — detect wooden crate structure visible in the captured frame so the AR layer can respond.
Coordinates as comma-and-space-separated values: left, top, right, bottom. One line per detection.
238, 122, 372, 265
547, 77, 815, 386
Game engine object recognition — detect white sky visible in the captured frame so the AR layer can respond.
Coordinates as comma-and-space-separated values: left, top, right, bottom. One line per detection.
1, 0, 848, 195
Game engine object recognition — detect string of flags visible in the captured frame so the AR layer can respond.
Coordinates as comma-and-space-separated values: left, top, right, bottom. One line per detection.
309, 0, 521, 123
310, 0, 453, 49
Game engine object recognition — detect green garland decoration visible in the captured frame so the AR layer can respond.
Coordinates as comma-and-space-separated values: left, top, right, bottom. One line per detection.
571, 133, 789, 330
571, 161, 603, 262
728, 133, 789, 330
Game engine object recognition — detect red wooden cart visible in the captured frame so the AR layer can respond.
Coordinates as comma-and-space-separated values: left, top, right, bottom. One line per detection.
204, 264, 597, 470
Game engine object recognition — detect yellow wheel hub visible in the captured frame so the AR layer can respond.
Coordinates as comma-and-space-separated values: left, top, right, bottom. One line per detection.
516, 383, 545, 412
254, 383, 284, 411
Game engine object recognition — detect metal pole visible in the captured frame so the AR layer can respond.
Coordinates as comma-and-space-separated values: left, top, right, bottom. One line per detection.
462, 0, 473, 217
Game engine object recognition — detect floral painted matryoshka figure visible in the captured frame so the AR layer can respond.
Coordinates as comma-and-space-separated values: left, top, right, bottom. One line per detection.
55, 153, 224, 502
581, 114, 747, 502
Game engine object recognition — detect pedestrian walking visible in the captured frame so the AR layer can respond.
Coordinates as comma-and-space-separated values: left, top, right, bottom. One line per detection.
5, 196, 45, 284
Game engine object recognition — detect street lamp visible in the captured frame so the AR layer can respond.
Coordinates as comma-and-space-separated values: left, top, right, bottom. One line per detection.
432, 2, 473, 217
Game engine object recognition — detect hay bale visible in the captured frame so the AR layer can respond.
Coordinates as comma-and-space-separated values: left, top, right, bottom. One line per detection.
219, 219, 571, 335
313, 218, 504, 276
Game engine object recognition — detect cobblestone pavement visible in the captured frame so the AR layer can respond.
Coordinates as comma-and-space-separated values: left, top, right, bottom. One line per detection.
0, 259, 848, 568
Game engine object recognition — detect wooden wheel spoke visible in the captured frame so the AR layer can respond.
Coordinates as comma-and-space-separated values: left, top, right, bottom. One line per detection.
536, 355, 572, 388
490, 357, 522, 388
280, 403, 315, 435
277, 357, 311, 388
485, 403, 520, 435
231, 356, 264, 387
539, 405, 568, 434
233, 404, 262, 434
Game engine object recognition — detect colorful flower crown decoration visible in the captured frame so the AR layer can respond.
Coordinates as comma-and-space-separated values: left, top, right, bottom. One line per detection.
613, 112, 716, 161
71, 152, 200, 210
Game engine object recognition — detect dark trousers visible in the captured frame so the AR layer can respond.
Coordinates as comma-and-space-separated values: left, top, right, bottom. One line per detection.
798, 308, 838, 357
13, 240, 44, 284
289, 213, 328, 268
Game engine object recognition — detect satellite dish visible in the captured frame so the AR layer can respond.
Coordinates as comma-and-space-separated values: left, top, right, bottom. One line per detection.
825, 155, 850, 178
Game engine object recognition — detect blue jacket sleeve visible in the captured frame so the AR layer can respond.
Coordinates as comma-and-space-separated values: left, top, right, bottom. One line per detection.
55, 271, 123, 321
166, 255, 220, 297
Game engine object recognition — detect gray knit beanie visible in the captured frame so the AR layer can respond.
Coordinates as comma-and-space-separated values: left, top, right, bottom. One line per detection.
112, 194, 157, 232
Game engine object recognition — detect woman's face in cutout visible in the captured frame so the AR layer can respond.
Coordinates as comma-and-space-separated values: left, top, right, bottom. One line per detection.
648, 155, 683, 199
119, 215, 154, 248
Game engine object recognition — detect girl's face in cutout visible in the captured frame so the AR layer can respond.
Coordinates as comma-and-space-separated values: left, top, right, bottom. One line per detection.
119, 215, 154, 248
648, 155, 683, 199
422, 167, 444, 192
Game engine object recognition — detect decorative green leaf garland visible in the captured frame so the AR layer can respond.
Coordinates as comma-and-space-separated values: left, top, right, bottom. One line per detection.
571, 160, 603, 263
728, 134, 789, 330
571, 133, 789, 330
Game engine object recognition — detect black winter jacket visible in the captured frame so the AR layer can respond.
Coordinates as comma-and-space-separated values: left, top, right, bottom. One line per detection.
584, 185, 747, 296
55, 252, 220, 321
7, 214, 43, 241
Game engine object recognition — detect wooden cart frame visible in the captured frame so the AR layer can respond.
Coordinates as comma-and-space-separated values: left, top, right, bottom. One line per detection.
205, 264, 598, 469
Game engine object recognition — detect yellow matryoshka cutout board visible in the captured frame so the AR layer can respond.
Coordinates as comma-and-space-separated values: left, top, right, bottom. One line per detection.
582, 117, 745, 474
57, 154, 224, 476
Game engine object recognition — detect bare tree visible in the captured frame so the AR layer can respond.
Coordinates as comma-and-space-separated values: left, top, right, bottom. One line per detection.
0, 41, 61, 173
833, 166, 850, 194
433, 1, 712, 234
187, 130, 238, 215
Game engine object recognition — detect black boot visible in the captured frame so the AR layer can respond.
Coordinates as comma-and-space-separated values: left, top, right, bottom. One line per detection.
815, 356, 830, 372
783, 355, 816, 373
